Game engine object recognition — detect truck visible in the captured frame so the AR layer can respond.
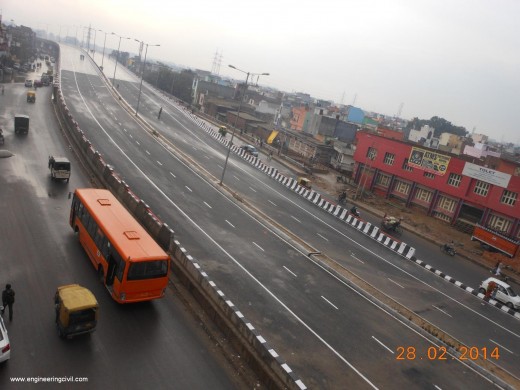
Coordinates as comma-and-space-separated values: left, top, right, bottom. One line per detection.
14, 115, 30, 135
471, 224, 520, 258
48, 156, 71, 182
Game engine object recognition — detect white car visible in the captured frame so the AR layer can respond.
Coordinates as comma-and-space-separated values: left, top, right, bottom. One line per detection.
0, 312, 11, 363
479, 277, 520, 310
24, 79, 33, 88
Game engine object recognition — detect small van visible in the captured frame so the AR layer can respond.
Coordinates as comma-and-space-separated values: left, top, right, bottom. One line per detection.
48, 156, 71, 182
14, 115, 30, 135
479, 277, 520, 310
55, 284, 98, 339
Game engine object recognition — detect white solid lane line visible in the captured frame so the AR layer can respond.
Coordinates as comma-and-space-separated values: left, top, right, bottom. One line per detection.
321, 295, 339, 310
371, 336, 394, 354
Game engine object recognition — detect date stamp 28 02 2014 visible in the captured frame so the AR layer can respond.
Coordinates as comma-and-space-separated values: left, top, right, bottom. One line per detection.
396, 346, 500, 361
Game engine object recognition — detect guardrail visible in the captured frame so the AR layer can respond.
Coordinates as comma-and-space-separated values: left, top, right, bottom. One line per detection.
50, 42, 306, 390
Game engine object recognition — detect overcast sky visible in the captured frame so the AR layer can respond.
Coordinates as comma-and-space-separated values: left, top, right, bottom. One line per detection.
3, 0, 519, 143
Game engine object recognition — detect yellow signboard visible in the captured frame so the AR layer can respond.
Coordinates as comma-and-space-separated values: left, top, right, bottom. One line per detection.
408, 147, 450, 176
267, 130, 279, 144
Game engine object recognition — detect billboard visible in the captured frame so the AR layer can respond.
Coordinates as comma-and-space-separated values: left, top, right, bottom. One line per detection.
408, 147, 451, 176
462, 162, 511, 188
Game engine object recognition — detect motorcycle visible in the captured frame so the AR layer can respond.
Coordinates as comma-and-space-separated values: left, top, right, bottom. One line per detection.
440, 244, 456, 256
350, 206, 360, 217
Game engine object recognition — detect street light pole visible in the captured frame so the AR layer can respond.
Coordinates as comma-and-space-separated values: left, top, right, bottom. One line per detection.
92, 28, 97, 60
135, 41, 160, 116
111, 33, 130, 87
219, 64, 269, 186
99, 30, 107, 69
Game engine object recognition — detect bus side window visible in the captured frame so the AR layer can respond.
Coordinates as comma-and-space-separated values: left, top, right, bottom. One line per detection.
86, 214, 97, 238
114, 252, 125, 282
100, 237, 110, 259
77, 202, 84, 219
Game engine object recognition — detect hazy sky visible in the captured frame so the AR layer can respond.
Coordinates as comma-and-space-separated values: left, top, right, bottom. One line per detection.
3, 0, 519, 143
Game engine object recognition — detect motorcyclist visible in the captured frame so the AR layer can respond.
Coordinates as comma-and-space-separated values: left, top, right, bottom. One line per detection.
350, 206, 360, 216
443, 241, 455, 254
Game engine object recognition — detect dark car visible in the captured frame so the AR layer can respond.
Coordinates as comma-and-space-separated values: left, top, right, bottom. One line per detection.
240, 144, 259, 157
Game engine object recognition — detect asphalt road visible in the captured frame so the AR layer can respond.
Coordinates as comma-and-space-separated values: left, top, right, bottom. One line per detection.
0, 78, 246, 389
93, 47, 520, 379
53, 44, 507, 389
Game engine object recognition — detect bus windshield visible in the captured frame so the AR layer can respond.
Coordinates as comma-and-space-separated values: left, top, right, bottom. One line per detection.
127, 260, 168, 281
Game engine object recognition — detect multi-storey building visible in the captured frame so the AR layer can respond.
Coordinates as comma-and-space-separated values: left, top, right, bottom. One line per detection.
353, 131, 520, 242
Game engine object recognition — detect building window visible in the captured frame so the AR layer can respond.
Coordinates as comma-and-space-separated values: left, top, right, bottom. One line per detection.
394, 181, 411, 195
376, 173, 391, 188
433, 211, 452, 222
438, 196, 456, 213
402, 158, 413, 172
488, 214, 512, 234
473, 180, 490, 197
383, 152, 395, 165
424, 172, 435, 179
447, 173, 462, 187
500, 190, 517, 206
367, 147, 377, 160
415, 188, 433, 203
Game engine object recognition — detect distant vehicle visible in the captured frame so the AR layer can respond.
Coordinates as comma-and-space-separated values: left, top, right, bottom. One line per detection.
48, 156, 71, 182
13, 63, 20, 70
34, 80, 43, 88
24, 79, 33, 87
14, 114, 30, 135
41, 74, 50, 86
50, 57, 55, 63
55, 284, 98, 339
240, 144, 259, 157
27, 90, 36, 103
70, 189, 170, 303
297, 176, 312, 190
479, 277, 520, 310
381, 215, 403, 235
0, 314, 10, 363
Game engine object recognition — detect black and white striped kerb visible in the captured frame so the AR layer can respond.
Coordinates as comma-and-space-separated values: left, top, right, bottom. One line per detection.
180, 109, 417, 262
173, 240, 308, 389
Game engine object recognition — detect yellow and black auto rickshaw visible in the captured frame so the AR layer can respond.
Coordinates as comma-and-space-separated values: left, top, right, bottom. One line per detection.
26, 90, 36, 103
55, 284, 98, 339
297, 177, 312, 190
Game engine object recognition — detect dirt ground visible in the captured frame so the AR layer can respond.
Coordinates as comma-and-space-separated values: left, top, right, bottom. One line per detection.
311, 171, 520, 277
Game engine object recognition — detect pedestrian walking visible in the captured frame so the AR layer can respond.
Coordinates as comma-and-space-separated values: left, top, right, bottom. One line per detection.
268, 151, 273, 161
1, 284, 15, 321
158, 107, 163, 119
494, 262, 503, 277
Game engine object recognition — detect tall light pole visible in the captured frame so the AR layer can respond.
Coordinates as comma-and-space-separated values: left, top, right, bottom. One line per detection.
219, 64, 269, 185
92, 28, 97, 60
111, 33, 131, 87
99, 30, 108, 69
135, 41, 160, 116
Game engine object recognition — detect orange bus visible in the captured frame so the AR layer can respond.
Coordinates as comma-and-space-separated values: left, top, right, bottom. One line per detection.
69, 188, 170, 303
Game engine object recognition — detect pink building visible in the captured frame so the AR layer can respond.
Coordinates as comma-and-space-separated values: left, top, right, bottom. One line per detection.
354, 131, 520, 240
